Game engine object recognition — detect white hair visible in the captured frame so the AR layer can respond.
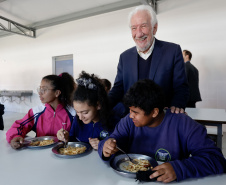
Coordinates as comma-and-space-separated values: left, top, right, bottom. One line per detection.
128, 5, 158, 29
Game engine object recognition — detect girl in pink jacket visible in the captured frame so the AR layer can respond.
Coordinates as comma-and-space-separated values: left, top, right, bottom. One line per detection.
6, 73, 76, 149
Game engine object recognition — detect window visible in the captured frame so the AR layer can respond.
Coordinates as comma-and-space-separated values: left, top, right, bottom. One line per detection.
52, 54, 73, 76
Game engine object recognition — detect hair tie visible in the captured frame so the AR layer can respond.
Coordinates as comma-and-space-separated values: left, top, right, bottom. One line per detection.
76, 78, 97, 90
58, 73, 63, 77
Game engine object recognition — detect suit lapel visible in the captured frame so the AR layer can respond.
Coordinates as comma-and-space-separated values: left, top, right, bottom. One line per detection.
149, 39, 163, 80
130, 47, 139, 82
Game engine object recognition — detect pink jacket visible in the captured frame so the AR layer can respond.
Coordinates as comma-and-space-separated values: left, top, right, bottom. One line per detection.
6, 103, 75, 143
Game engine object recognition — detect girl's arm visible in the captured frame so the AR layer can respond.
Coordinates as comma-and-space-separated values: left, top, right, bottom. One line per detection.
6, 109, 36, 143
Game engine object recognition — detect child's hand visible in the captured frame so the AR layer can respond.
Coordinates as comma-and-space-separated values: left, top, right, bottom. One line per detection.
102, 138, 118, 157
57, 128, 69, 142
88, 138, 99, 150
10, 136, 24, 149
150, 162, 177, 183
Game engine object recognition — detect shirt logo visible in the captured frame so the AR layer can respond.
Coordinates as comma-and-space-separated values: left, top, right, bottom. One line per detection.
155, 148, 171, 162
99, 130, 109, 140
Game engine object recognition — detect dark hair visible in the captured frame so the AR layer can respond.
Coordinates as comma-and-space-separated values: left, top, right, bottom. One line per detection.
42, 73, 75, 107
74, 71, 112, 129
101, 79, 112, 92
124, 79, 165, 115
183, 50, 192, 60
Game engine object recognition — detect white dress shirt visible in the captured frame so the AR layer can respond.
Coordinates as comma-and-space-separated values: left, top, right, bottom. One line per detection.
137, 38, 155, 60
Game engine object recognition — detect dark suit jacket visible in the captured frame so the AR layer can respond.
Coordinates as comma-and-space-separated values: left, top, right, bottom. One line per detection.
0, 104, 4, 130
185, 61, 202, 103
109, 38, 189, 109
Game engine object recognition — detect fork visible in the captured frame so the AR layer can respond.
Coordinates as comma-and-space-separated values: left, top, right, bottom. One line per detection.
116, 146, 138, 164
62, 123, 67, 148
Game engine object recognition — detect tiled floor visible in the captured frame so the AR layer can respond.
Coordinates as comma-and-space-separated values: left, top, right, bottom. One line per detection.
2, 111, 226, 157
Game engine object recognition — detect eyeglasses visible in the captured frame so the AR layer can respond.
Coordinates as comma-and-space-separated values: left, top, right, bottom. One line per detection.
37, 87, 54, 94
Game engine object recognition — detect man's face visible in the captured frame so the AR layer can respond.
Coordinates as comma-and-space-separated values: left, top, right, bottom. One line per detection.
129, 106, 155, 127
130, 10, 157, 53
182, 51, 187, 63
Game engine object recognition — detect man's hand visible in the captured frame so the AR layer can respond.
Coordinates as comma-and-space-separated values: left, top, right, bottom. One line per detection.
10, 136, 24, 149
170, 106, 185, 114
102, 138, 118, 157
150, 162, 177, 183
88, 138, 100, 150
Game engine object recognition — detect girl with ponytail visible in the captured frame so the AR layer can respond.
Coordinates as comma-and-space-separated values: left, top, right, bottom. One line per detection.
7, 73, 76, 149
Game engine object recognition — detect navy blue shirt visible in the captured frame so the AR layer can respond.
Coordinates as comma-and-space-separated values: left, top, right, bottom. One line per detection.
69, 115, 120, 143
98, 109, 226, 181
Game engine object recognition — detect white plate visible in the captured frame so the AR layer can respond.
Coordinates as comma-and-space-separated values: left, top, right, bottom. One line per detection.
24, 136, 58, 149
52, 142, 92, 158
110, 154, 158, 178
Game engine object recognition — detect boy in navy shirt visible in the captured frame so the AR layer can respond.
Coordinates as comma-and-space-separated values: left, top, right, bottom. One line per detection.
98, 79, 226, 183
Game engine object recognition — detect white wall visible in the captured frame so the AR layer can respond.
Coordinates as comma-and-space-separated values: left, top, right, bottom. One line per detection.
157, 0, 226, 110
0, 8, 134, 112
0, 0, 226, 131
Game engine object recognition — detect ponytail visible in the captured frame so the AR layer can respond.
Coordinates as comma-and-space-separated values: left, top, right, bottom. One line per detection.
42, 73, 75, 107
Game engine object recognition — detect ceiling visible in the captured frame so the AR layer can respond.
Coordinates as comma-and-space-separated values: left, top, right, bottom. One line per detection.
0, 0, 160, 38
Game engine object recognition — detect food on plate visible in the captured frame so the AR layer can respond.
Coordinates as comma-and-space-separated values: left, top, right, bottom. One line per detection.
123, 159, 153, 172
29, 139, 54, 146
59, 146, 87, 155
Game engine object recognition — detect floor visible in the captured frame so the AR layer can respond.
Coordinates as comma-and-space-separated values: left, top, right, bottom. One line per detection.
2, 111, 226, 157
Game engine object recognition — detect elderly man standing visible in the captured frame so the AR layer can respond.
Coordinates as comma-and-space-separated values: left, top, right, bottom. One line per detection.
108, 5, 189, 115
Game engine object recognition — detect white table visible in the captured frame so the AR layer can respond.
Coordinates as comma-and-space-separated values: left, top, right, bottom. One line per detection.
186, 108, 226, 149
0, 131, 225, 185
